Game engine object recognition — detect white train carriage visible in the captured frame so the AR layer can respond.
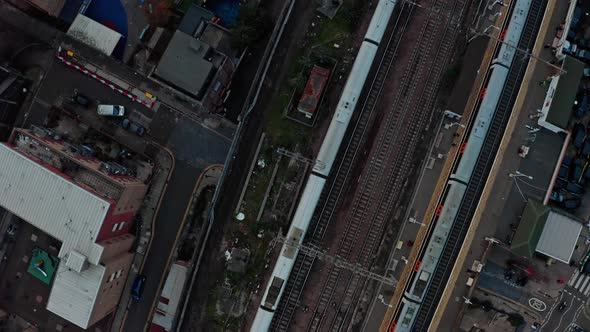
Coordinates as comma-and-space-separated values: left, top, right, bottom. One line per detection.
315, 43, 378, 176
314, 0, 397, 176
395, 0, 533, 330
365, 0, 397, 43
251, 0, 397, 330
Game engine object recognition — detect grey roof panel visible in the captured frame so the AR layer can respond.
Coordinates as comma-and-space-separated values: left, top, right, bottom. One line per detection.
536, 211, 582, 263
155, 31, 214, 98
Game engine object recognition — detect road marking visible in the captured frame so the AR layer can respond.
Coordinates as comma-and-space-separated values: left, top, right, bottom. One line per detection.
585, 284, 590, 297
541, 292, 564, 328
569, 270, 580, 286
552, 299, 575, 332
575, 275, 586, 289
580, 276, 589, 293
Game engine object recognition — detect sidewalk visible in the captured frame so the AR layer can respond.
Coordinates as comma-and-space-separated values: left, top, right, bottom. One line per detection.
111, 147, 174, 332
58, 37, 236, 139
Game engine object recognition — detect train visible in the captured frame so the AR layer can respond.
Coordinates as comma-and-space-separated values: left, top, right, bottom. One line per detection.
250, 0, 397, 330
393, 0, 533, 330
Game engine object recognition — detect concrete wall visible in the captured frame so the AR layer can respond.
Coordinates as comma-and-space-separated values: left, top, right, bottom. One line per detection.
88, 252, 134, 327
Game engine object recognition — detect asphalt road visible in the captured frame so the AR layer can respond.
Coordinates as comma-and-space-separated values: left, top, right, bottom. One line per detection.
27, 53, 230, 331
540, 287, 588, 331
123, 160, 199, 331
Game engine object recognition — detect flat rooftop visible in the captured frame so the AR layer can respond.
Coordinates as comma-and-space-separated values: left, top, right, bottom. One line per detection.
0, 143, 107, 265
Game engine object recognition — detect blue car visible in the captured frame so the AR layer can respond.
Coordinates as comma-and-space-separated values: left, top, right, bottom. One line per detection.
575, 95, 589, 118
573, 123, 586, 149
131, 275, 146, 300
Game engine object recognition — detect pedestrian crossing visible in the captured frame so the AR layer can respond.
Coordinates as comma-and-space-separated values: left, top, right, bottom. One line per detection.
567, 270, 590, 296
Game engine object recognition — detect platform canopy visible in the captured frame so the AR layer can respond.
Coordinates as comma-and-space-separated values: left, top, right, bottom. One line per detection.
538, 56, 584, 133
536, 210, 582, 263
511, 200, 582, 263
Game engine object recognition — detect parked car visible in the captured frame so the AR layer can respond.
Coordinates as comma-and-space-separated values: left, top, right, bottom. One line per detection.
73, 93, 90, 107
7, 224, 17, 236
572, 6, 583, 29
531, 322, 541, 330
560, 198, 581, 210
573, 162, 583, 182
100, 162, 130, 176
131, 275, 146, 300
97, 104, 125, 116
69, 144, 96, 157
566, 182, 585, 196
564, 40, 579, 55
555, 178, 568, 190
573, 123, 586, 148
575, 94, 589, 118
550, 190, 565, 202
558, 301, 567, 312
121, 118, 146, 136
558, 164, 569, 180
515, 276, 528, 287
577, 49, 590, 61
504, 269, 515, 280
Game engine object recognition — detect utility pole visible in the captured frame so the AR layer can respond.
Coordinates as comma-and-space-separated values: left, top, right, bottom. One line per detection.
273, 233, 397, 286
276, 147, 326, 170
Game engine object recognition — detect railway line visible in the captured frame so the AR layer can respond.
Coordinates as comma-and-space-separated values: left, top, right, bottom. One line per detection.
311, 0, 470, 330
387, 0, 548, 329
411, 0, 547, 328
269, 0, 470, 330
269, 2, 416, 331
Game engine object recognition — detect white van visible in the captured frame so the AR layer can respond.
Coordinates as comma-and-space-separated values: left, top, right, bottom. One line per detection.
97, 104, 125, 116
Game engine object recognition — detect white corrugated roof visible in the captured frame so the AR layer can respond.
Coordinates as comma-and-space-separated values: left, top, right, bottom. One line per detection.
47, 262, 105, 328
536, 211, 582, 263
66, 250, 87, 273
0, 144, 108, 264
67, 14, 122, 56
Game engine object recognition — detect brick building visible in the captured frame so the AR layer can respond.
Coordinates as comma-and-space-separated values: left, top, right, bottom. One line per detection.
0, 128, 148, 328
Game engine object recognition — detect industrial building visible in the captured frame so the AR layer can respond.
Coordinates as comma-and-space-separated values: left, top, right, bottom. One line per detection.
511, 200, 583, 264
150, 4, 238, 112
0, 127, 147, 328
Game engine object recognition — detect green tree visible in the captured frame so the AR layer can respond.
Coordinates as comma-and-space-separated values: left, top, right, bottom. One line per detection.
230, 6, 272, 50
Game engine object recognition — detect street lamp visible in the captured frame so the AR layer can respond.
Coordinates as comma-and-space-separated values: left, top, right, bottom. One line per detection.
444, 122, 466, 130
509, 171, 533, 180
408, 217, 426, 226
378, 294, 393, 308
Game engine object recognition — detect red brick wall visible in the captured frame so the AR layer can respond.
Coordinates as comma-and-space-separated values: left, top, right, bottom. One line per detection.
97, 205, 136, 241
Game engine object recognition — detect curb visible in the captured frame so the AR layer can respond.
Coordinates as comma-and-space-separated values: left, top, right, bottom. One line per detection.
142, 164, 223, 332
117, 145, 175, 332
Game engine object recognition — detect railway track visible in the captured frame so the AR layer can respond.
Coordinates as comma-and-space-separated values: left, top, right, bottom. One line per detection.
409, 0, 547, 329
269, 2, 417, 331
308, 0, 470, 330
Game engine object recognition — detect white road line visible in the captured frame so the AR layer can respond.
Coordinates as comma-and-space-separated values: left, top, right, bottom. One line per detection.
585, 284, 590, 297
575, 275, 586, 289
580, 276, 590, 293
552, 300, 576, 332
569, 270, 580, 286
541, 292, 564, 328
